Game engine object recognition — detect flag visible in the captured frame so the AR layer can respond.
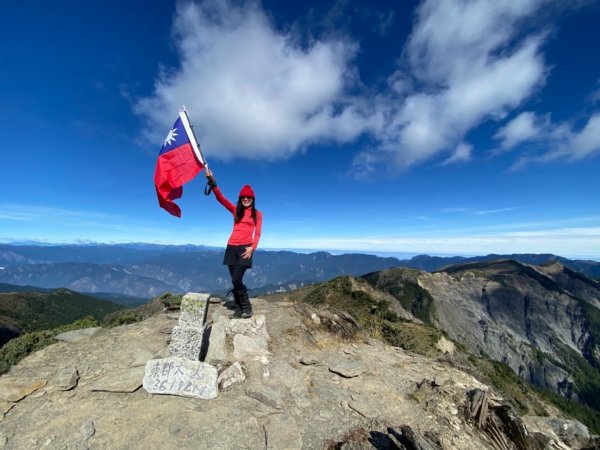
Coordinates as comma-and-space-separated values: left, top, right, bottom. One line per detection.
154, 111, 206, 217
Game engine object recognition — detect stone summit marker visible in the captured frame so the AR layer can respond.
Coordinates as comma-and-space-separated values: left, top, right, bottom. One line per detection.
169, 292, 210, 360
143, 357, 217, 399
143, 292, 218, 399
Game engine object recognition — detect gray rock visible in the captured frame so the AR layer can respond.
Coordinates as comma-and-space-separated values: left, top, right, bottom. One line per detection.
245, 384, 284, 409
264, 414, 302, 450
329, 361, 366, 378
131, 350, 155, 367
548, 418, 591, 448
270, 362, 303, 385
270, 362, 310, 408
349, 399, 380, 419
91, 367, 144, 393
55, 367, 79, 391
143, 357, 217, 399
299, 355, 319, 365
233, 334, 270, 360
54, 327, 103, 343
227, 315, 269, 340
205, 318, 229, 365
218, 362, 245, 390
79, 420, 95, 440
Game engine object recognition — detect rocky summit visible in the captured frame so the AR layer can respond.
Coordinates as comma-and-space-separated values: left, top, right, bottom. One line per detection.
0, 293, 598, 450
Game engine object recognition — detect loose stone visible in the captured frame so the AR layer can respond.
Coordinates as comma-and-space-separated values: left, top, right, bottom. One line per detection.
329, 361, 366, 378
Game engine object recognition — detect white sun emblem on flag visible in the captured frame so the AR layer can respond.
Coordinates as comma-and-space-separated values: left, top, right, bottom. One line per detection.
164, 127, 178, 146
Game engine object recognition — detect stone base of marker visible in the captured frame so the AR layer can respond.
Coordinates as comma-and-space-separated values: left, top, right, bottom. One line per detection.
143, 357, 217, 399
167, 292, 210, 361
169, 325, 205, 360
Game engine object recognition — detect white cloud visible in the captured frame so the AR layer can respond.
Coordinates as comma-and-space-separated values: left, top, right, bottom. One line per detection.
441, 142, 472, 165
441, 207, 517, 215
275, 231, 600, 259
371, 0, 549, 170
0, 204, 112, 222
135, 0, 381, 161
406, 0, 546, 84
493, 111, 545, 152
509, 113, 600, 169
269, 213, 600, 257
136, 0, 593, 174
562, 114, 600, 160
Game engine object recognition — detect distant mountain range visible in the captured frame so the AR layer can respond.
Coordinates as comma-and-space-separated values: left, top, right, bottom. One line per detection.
0, 243, 599, 299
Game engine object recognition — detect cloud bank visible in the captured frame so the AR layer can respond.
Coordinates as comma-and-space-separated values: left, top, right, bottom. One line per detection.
135, 0, 381, 161
135, 0, 599, 171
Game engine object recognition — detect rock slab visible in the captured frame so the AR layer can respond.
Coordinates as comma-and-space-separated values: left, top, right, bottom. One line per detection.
329, 361, 366, 378
54, 327, 103, 343
143, 357, 217, 399
265, 414, 303, 450
91, 367, 145, 393
0, 377, 47, 402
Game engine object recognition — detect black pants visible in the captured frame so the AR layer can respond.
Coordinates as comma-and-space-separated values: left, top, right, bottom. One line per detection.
228, 265, 248, 292
228, 265, 251, 313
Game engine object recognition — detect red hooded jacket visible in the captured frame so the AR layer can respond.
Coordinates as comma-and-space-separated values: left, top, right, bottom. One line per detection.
212, 186, 262, 250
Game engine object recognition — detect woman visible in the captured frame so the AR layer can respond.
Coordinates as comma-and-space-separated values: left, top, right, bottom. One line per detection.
205, 169, 262, 318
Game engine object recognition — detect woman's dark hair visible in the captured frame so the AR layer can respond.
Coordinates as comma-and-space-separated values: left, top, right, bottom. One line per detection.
235, 199, 257, 223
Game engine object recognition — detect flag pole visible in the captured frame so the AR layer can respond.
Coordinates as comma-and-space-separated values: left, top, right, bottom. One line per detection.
179, 105, 209, 170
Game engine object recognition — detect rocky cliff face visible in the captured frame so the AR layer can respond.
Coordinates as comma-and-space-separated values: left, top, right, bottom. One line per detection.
367, 260, 600, 407
1, 294, 596, 449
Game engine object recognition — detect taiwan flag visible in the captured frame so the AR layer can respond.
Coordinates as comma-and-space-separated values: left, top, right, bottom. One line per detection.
154, 112, 206, 217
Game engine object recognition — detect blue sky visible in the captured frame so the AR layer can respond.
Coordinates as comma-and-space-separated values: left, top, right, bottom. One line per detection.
1, 0, 600, 259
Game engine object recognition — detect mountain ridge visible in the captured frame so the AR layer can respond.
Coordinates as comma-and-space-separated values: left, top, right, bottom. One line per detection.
359, 260, 600, 414
265, 260, 600, 432
1, 244, 599, 299
0, 289, 124, 347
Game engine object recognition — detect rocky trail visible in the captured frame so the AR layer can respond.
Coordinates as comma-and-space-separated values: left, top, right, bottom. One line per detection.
0, 294, 596, 449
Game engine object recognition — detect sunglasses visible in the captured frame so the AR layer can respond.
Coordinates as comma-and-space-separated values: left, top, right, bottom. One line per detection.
240, 196, 253, 200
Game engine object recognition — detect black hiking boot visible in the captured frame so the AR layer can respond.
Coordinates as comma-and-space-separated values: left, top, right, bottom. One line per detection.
238, 288, 253, 319
224, 289, 236, 308
229, 289, 243, 318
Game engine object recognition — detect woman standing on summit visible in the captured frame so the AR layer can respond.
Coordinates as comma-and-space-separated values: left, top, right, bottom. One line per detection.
205, 169, 262, 318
